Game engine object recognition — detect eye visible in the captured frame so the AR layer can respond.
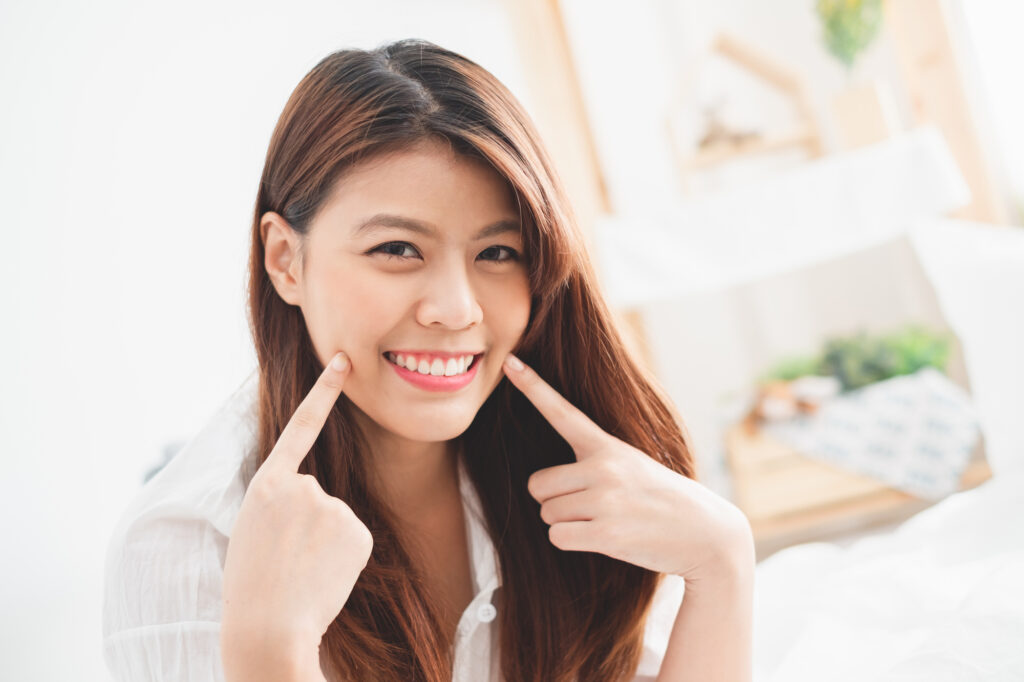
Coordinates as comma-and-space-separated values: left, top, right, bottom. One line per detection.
369, 241, 420, 260
478, 245, 521, 262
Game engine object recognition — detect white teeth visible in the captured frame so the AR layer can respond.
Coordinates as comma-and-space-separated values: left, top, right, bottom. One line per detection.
387, 352, 479, 376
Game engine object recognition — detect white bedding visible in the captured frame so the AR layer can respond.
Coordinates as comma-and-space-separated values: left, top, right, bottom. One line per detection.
752, 470, 1024, 681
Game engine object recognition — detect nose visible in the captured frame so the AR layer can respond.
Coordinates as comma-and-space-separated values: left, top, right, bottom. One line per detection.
415, 260, 483, 330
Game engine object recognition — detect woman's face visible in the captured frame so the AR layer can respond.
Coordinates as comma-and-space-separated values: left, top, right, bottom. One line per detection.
262, 139, 531, 446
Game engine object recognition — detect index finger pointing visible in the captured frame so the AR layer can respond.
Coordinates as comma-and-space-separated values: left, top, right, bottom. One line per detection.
502, 354, 605, 454
264, 351, 350, 474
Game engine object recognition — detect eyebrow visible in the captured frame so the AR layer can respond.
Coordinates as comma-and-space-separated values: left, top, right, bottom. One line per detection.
353, 213, 521, 240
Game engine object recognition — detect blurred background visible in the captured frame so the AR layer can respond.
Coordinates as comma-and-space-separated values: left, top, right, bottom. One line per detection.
2, 0, 1022, 679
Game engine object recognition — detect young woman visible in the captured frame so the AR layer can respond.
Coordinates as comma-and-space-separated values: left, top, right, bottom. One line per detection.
103, 39, 754, 682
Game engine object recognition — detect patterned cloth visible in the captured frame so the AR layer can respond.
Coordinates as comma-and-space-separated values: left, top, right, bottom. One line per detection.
761, 368, 980, 499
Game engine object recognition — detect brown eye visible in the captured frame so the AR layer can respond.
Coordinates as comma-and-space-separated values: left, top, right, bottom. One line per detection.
478, 245, 520, 262
370, 242, 420, 259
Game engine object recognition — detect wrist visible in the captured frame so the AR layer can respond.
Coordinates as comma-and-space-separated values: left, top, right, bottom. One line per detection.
683, 512, 756, 589
221, 622, 326, 682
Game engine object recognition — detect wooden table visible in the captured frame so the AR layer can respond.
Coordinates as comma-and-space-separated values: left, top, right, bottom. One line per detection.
725, 423, 992, 560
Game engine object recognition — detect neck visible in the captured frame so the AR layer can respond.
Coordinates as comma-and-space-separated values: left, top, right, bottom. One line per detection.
352, 411, 461, 522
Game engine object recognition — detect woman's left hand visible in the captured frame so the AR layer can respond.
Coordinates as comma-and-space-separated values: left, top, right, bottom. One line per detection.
502, 354, 755, 582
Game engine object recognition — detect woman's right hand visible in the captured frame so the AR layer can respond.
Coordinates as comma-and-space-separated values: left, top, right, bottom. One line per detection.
221, 352, 372, 682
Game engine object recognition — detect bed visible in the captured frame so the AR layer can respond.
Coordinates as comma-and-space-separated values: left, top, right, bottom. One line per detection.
752, 469, 1024, 680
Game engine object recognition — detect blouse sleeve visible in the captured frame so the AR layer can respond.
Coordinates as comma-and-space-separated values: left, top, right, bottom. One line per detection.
102, 512, 230, 681
632, 573, 687, 681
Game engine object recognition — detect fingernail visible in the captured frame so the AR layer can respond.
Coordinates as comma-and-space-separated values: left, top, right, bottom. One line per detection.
504, 354, 524, 371
330, 352, 348, 371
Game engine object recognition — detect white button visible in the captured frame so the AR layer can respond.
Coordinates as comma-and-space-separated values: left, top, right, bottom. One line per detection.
476, 602, 497, 623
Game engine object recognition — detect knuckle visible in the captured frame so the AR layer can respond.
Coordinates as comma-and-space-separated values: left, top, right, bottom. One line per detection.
597, 486, 621, 508
246, 476, 276, 504
596, 519, 620, 546
551, 402, 573, 425
323, 493, 347, 511
357, 523, 374, 549
548, 524, 565, 549
290, 408, 320, 432
321, 373, 345, 392
298, 473, 323, 496
580, 428, 607, 451
353, 524, 374, 561
727, 505, 754, 542
592, 456, 620, 480
320, 494, 347, 516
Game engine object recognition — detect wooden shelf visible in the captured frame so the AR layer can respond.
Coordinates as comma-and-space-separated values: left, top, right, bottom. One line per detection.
681, 129, 818, 172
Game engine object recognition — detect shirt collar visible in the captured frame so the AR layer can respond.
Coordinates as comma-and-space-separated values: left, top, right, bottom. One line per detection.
457, 451, 502, 595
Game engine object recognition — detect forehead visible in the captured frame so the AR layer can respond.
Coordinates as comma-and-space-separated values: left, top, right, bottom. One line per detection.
317, 140, 519, 236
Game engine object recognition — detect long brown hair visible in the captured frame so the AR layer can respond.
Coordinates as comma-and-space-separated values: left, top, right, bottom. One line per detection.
245, 39, 695, 681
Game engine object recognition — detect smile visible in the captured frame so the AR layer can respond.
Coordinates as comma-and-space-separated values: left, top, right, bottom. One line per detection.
383, 351, 484, 392
385, 351, 479, 376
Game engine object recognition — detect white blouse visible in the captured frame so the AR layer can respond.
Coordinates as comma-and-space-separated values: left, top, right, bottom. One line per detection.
102, 370, 686, 681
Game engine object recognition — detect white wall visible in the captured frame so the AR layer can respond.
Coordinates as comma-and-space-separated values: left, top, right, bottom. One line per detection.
958, 0, 1024, 222
0, 1, 526, 679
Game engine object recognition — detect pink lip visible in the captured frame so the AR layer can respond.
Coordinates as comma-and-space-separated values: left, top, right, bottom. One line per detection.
386, 353, 483, 392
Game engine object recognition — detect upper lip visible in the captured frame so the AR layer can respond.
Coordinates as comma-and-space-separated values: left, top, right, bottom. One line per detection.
384, 349, 484, 358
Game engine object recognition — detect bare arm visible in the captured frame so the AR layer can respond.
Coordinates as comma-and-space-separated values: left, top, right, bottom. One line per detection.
656, 528, 755, 682
221, 626, 327, 682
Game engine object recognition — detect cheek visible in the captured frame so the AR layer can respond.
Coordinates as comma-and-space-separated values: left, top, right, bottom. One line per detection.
304, 269, 400, 364
488, 275, 531, 343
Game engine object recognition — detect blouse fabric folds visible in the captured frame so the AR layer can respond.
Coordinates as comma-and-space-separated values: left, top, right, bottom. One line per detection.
102, 371, 686, 681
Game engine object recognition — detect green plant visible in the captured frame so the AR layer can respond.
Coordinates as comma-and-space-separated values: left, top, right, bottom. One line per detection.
758, 355, 822, 382
759, 325, 952, 391
816, 0, 884, 69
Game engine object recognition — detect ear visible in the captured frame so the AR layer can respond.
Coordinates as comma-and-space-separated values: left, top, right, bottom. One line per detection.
260, 211, 303, 306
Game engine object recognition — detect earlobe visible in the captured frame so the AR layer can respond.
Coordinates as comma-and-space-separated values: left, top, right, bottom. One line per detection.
260, 211, 303, 306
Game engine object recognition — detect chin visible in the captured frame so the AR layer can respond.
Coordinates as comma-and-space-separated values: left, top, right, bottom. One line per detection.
390, 417, 476, 443
369, 399, 481, 443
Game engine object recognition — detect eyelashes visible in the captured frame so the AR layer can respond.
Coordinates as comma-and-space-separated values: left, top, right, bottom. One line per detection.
478, 244, 522, 262
368, 241, 521, 263
371, 242, 419, 259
